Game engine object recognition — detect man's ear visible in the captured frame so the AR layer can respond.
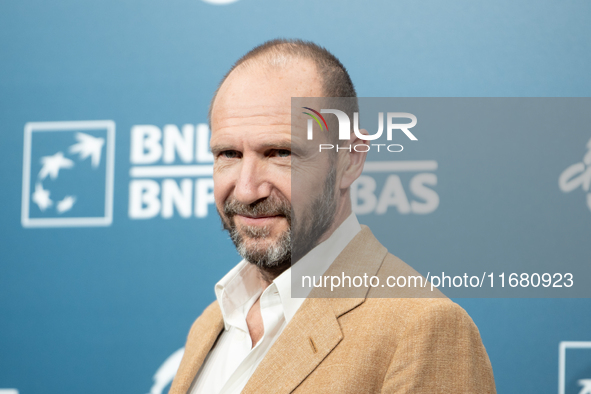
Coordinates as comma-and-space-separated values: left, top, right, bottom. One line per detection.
339, 130, 368, 189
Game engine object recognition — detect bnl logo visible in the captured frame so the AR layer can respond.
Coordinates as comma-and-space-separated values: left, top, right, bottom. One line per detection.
559, 342, 591, 394
21, 121, 115, 228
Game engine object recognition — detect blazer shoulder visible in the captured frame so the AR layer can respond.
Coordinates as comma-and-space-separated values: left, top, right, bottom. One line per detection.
378, 298, 496, 393
367, 251, 446, 298
363, 249, 480, 335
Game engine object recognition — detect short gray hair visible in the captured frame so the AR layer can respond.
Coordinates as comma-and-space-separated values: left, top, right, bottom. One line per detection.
208, 38, 359, 138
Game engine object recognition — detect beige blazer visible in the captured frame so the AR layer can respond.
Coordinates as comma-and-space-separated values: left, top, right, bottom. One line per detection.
170, 226, 496, 393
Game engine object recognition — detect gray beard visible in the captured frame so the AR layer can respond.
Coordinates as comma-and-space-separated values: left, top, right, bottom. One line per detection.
220, 167, 337, 276
229, 222, 292, 270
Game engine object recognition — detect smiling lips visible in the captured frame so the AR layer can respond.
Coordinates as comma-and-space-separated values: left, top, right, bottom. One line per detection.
236, 214, 284, 226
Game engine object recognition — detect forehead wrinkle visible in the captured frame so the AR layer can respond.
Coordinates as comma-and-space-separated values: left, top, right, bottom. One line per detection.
215, 119, 292, 131
211, 126, 291, 144
214, 106, 291, 120
213, 110, 292, 132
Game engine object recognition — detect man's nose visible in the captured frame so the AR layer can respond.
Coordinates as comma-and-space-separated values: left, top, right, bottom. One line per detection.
233, 156, 272, 205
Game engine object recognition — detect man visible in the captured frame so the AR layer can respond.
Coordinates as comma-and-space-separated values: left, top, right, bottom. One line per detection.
170, 39, 496, 394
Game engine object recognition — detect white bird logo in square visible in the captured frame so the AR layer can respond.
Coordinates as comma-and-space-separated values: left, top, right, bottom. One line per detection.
21, 121, 115, 228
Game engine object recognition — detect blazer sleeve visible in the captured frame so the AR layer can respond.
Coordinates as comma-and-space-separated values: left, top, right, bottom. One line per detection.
380, 300, 496, 393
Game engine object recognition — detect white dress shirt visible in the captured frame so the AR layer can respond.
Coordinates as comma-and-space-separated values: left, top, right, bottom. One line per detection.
190, 213, 361, 394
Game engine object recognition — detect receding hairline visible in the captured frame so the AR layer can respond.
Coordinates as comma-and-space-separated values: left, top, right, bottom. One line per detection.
210, 55, 321, 121
208, 39, 357, 127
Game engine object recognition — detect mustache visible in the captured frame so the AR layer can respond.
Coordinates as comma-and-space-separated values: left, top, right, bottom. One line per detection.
223, 195, 292, 224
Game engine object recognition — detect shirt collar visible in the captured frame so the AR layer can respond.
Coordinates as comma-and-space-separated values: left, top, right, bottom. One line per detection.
214, 213, 361, 330
214, 260, 262, 331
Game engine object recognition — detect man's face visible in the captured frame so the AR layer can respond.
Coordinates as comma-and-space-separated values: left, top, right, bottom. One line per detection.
210, 58, 336, 271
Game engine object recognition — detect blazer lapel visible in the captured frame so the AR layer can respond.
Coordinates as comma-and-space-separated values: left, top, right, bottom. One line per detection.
242, 226, 388, 394
241, 297, 342, 394
169, 302, 224, 394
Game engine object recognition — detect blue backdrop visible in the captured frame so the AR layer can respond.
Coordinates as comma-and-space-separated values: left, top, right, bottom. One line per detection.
1, 1, 590, 393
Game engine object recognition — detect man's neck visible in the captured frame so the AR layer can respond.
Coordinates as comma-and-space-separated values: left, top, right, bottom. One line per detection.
256, 264, 286, 288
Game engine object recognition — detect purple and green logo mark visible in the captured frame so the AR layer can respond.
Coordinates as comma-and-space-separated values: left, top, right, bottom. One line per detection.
302, 107, 328, 132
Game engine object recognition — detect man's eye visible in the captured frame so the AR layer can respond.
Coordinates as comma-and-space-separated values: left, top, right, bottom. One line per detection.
276, 149, 291, 158
221, 150, 239, 159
